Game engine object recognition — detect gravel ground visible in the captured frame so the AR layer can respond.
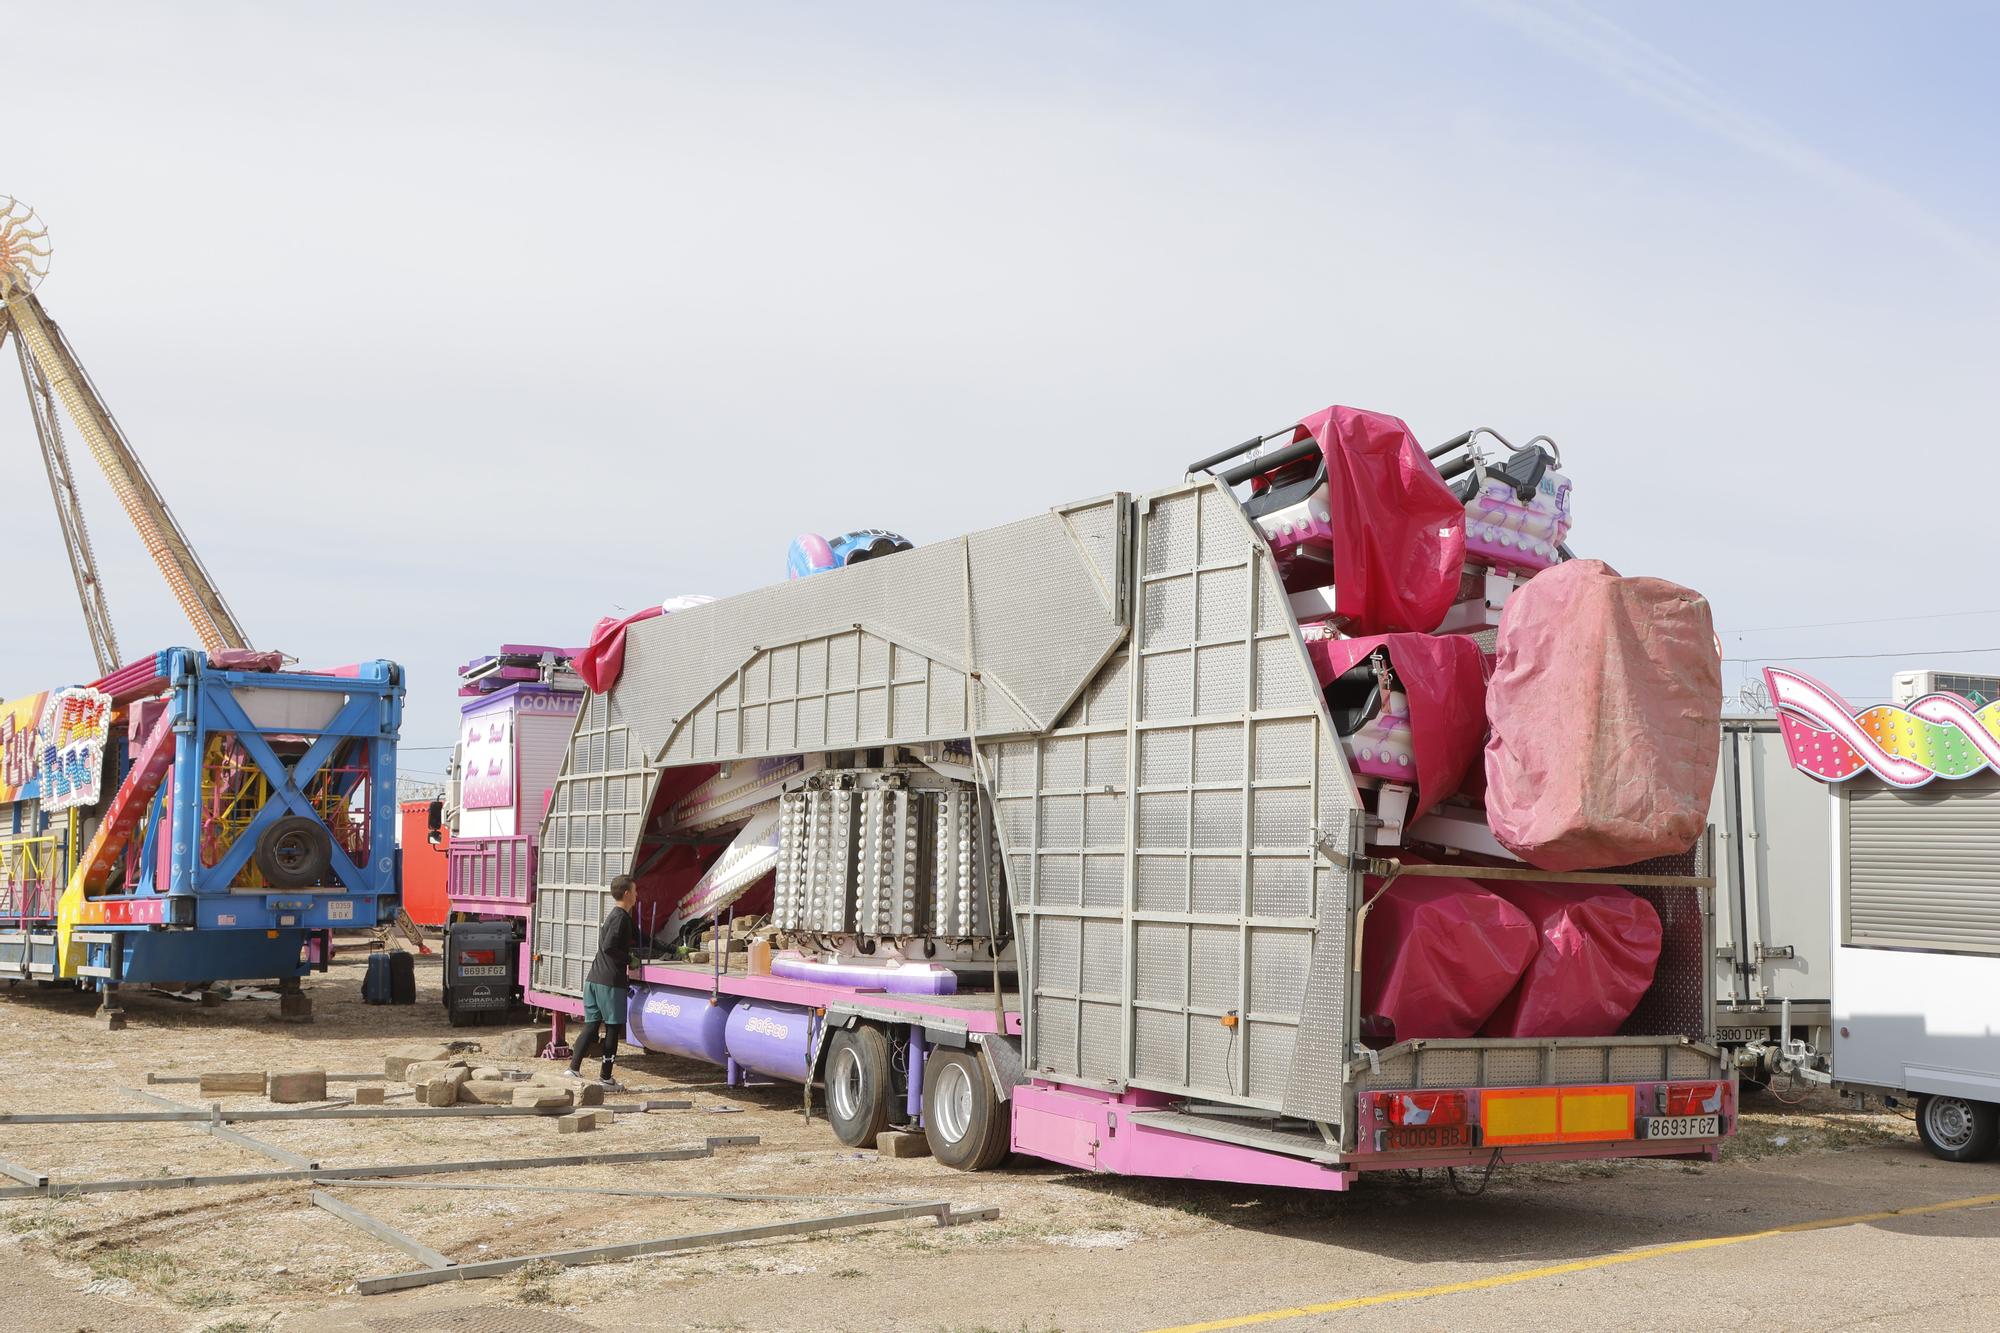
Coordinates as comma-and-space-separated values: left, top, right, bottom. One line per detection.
2, 950, 1992, 1333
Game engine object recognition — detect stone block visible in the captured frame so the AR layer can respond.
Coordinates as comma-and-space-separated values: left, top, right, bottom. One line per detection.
876, 1130, 932, 1159
401, 1058, 469, 1086
268, 1070, 328, 1104
352, 1085, 386, 1105
457, 1078, 525, 1106
100, 1009, 127, 1031
384, 1045, 454, 1080
416, 1078, 460, 1107
558, 1109, 611, 1134
511, 1087, 572, 1111
573, 1081, 605, 1107
198, 1071, 266, 1096
494, 1029, 551, 1059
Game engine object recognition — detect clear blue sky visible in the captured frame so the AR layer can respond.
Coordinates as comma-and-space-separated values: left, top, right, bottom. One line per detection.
4, 1, 1996, 773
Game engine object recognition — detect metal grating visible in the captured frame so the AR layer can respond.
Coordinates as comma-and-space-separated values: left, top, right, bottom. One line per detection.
994, 480, 1358, 1121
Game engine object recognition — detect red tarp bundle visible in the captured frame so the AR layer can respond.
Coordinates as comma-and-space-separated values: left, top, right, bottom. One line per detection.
1359, 873, 1538, 1039
1294, 406, 1466, 635
1483, 559, 1721, 870
1479, 879, 1663, 1038
576, 606, 664, 694
1307, 632, 1488, 822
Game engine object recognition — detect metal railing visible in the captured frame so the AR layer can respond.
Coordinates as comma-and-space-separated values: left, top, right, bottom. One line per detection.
0, 834, 61, 927
447, 835, 536, 909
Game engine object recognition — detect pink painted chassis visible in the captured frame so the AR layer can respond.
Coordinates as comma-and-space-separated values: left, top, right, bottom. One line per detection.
524, 956, 1724, 1192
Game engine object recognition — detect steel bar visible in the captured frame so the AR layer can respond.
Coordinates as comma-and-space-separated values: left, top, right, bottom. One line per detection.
328, 1180, 924, 1205
146, 1072, 380, 1085
355, 1203, 1000, 1295
0, 1139, 760, 1202
0, 1156, 47, 1188
128, 1089, 319, 1170
0, 1100, 691, 1126
311, 1191, 452, 1270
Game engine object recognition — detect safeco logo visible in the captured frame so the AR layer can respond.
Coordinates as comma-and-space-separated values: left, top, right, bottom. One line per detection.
744, 1016, 789, 1040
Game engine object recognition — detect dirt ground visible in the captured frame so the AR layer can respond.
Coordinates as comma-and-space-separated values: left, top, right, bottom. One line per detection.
2, 950, 1995, 1333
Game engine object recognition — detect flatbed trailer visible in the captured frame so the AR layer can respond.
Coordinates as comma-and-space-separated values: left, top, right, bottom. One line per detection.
515, 415, 1733, 1187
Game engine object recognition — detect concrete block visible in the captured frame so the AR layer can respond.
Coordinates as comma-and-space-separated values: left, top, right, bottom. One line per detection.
268, 1070, 328, 1103
470, 1066, 503, 1082
198, 1071, 267, 1096
511, 1087, 572, 1111
876, 1130, 932, 1159
416, 1078, 459, 1107
401, 1059, 469, 1087
494, 1029, 551, 1059
352, 1085, 386, 1106
457, 1079, 525, 1106
558, 1110, 611, 1134
99, 1009, 126, 1031
573, 1081, 605, 1107
384, 1045, 454, 1080
199, 989, 225, 1008
276, 991, 313, 1023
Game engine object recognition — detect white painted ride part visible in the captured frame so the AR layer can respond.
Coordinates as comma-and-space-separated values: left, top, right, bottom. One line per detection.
856, 788, 915, 936
772, 793, 811, 931
933, 786, 1004, 938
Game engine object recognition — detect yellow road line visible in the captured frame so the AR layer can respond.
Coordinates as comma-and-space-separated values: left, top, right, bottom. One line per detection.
1143, 1190, 2000, 1333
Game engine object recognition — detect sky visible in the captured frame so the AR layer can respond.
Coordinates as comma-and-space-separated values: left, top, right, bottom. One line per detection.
3, 1, 1996, 786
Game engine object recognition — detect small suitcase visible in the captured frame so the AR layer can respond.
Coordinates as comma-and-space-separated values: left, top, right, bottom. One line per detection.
388, 949, 417, 1005
362, 951, 394, 1005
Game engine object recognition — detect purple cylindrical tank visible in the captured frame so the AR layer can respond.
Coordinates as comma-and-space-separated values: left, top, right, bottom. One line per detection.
724, 1001, 815, 1083
627, 985, 734, 1065
770, 953, 959, 995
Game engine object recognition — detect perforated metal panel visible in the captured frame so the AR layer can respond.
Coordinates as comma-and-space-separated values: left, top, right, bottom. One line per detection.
991, 480, 1359, 1121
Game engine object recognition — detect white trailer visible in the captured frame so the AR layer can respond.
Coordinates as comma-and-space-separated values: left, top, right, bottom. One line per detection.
1765, 666, 2000, 1161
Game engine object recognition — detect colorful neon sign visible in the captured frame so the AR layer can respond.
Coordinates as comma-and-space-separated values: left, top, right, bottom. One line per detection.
1765, 667, 2000, 787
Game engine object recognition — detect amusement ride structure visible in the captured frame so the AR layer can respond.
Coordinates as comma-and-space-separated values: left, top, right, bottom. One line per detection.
0, 195, 249, 671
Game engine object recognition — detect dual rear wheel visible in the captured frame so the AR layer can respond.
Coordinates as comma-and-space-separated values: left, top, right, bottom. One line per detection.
822, 1024, 1010, 1170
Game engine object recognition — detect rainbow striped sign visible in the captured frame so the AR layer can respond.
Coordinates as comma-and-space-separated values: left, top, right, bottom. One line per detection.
1764, 667, 2000, 787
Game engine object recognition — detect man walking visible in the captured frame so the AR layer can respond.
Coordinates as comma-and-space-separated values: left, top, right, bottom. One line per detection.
568, 874, 639, 1088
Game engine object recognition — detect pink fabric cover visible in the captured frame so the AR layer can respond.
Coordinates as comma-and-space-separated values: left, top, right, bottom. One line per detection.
211, 648, 285, 672
1307, 632, 1488, 821
1294, 406, 1466, 634
1483, 559, 1721, 870
1478, 879, 1662, 1038
576, 606, 664, 694
1360, 873, 1538, 1039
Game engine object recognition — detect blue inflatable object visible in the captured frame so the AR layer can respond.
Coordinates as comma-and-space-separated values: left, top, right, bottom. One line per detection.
786, 533, 838, 581
787, 529, 912, 580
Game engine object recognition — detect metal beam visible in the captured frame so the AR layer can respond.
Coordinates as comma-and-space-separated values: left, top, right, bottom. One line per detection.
329, 1180, 922, 1205
0, 1139, 760, 1202
355, 1203, 1001, 1295
0, 1100, 691, 1126
310, 1191, 453, 1270
0, 1156, 48, 1188
127, 1089, 318, 1170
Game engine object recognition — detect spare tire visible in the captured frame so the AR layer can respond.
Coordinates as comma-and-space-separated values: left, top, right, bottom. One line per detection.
255, 815, 334, 888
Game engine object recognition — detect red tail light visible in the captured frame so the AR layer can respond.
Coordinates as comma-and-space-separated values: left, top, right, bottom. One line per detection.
1662, 1082, 1722, 1117
459, 949, 497, 966
1386, 1091, 1468, 1127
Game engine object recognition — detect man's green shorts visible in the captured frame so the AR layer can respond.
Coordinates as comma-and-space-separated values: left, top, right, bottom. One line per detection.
584, 981, 628, 1024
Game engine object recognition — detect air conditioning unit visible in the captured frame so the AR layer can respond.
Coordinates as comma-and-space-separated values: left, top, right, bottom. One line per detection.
1890, 670, 2000, 706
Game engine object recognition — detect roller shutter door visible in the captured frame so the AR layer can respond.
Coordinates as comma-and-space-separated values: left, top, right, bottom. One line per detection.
1844, 775, 2000, 956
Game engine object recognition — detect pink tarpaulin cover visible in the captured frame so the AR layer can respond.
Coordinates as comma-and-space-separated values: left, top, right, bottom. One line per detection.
576, 607, 663, 694
1294, 406, 1466, 634
1307, 632, 1488, 821
1478, 878, 1662, 1038
1483, 559, 1721, 871
1359, 873, 1538, 1039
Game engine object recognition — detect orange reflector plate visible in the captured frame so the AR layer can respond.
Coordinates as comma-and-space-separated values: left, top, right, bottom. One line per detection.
1482, 1089, 1561, 1145
1482, 1085, 1636, 1146
1559, 1086, 1636, 1143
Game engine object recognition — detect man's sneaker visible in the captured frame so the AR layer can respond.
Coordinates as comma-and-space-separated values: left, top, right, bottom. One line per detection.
563, 1067, 585, 1081
598, 1077, 628, 1093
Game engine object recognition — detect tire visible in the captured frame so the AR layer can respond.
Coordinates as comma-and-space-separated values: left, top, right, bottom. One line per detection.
1915, 1095, 1999, 1162
921, 1047, 1010, 1171
825, 1025, 894, 1148
255, 815, 334, 888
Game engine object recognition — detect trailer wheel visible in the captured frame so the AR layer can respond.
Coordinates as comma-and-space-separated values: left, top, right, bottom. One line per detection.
1915, 1095, 1999, 1162
825, 1025, 893, 1148
922, 1047, 1010, 1171
254, 816, 333, 888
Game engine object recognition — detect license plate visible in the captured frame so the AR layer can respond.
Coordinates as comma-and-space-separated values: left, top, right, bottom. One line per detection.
1379, 1124, 1474, 1152
1715, 1026, 1770, 1043
1643, 1114, 1719, 1140
457, 964, 507, 977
